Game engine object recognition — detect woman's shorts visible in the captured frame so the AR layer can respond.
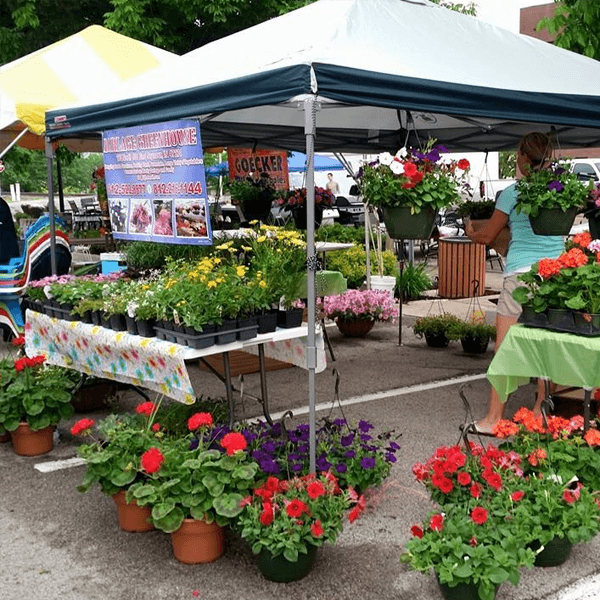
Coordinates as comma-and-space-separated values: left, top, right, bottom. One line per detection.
496, 274, 523, 318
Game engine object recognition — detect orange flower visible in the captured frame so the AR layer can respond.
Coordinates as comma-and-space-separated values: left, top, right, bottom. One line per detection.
573, 231, 592, 249
584, 428, 600, 447
537, 258, 562, 279
492, 420, 519, 438
558, 247, 588, 268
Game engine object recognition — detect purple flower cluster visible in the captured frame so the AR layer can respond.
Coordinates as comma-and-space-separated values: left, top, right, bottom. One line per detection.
242, 417, 401, 491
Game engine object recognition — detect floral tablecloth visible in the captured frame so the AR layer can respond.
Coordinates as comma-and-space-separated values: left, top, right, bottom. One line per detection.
25, 311, 326, 404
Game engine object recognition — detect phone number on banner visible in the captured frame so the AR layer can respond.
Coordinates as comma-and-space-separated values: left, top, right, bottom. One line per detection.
107, 182, 204, 196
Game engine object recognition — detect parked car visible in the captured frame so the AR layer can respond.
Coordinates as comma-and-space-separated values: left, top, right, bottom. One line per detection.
570, 158, 600, 182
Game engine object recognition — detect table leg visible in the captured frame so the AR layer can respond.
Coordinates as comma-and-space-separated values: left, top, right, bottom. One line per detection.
258, 344, 273, 426
222, 352, 234, 428
584, 388, 592, 432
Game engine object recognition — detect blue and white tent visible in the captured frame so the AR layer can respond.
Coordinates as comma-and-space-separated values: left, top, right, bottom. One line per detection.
44, 0, 600, 470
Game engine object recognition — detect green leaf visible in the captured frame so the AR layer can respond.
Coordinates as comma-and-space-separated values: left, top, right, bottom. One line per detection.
110, 470, 136, 487
488, 567, 510, 584
132, 484, 157, 499
203, 473, 225, 497
153, 506, 185, 533
152, 500, 176, 521
283, 546, 298, 562
23, 397, 44, 416
213, 493, 244, 518
453, 563, 473, 578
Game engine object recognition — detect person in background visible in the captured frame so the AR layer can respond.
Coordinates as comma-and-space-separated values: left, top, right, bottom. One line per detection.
0, 196, 20, 263
326, 172, 340, 196
463, 132, 564, 435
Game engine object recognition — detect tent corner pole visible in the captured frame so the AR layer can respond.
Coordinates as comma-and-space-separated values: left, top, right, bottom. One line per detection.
45, 138, 57, 275
304, 96, 318, 475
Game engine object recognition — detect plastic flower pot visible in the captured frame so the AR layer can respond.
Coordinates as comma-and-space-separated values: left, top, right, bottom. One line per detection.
136, 319, 156, 338
112, 490, 155, 533
277, 308, 304, 329
236, 315, 259, 341
547, 308, 576, 333
256, 546, 318, 582
215, 319, 237, 345
124, 315, 138, 335
573, 312, 600, 336
529, 207, 578, 236
424, 332, 450, 348
519, 305, 549, 328
530, 536, 573, 568
437, 578, 498, 600
381, 206, 437, 240
460, 334, 490, 354
257, 309, 278, 334
10, 423, 54, 456
109, 314, 127, 332
169, 518, 225, 564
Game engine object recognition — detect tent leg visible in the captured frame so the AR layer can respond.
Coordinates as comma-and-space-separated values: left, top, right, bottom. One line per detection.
304, 96, 318, 474
45, 138, 57, 275
56, 155, 65, 214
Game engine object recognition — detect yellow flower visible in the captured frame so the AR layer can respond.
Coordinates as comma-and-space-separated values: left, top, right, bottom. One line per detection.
259, 280, 267, 288
207, 280, 217, 288
216, 242, 231, 250
236, 265, 246, 277
257, 235, 267, 243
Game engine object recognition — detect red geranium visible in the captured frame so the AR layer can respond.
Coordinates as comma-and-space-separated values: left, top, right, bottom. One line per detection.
259, 502, 274, 526
458, 158, 470, 170
471, 506, 488, 525
470, 483, 483, 499
220, 432, 247, 455
537, 258, 562, 280
187, 412, 213, 431
511, 490, 525, 502
429, 514, 444, 532
310, 519, 324, 537
135, 402, 156, 417
410, 525, 424, 539
559, 247, 588, 268
307, 481, 326, 499
140, 447, 164, 474
70, 418, 95, 436
285, 499, 309, 518
11, 335, 25, 347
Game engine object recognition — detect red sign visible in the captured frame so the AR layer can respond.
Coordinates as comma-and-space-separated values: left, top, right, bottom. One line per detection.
0, 161, 4, 173
227, 148, 289, 190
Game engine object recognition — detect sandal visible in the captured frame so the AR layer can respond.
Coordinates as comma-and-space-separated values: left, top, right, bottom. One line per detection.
459, 421, 497, 437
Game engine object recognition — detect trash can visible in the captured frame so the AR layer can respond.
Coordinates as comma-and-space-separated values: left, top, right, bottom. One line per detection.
438, 237, 485, 299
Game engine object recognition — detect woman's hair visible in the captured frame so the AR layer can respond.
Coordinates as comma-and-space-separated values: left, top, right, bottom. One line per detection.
517, 132, 554, 171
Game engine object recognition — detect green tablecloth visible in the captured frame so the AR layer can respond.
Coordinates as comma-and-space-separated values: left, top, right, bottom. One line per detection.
297, 270, 347, 298
487, 324, 600, 402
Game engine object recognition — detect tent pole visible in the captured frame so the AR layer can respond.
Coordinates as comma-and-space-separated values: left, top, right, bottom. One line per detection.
56, 154, 65, 214
304, 96, 317, 474
0, 128, 29, 160
45, 138, 57, 275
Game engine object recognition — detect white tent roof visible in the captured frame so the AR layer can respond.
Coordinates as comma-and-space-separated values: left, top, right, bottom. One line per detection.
46, 0, 600, 153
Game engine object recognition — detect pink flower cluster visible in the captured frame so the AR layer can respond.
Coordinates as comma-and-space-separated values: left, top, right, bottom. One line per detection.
322, 289, 398, 322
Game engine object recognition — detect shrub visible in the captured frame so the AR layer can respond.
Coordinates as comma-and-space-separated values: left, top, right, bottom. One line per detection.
395, 262, 432, 301
326, 245, 396, 289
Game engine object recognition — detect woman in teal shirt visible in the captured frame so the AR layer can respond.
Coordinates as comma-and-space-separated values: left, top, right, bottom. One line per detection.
464, 132, 564, 435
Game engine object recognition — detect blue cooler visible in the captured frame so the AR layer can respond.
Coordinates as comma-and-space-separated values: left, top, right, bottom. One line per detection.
100, 252, 127, 275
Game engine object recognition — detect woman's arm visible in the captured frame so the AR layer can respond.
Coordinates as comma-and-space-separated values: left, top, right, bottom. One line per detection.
463, 209, 509, 245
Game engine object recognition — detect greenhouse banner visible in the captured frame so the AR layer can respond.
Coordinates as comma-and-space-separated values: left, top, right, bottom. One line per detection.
102, 119, 212, 245
227, 147, 289, 190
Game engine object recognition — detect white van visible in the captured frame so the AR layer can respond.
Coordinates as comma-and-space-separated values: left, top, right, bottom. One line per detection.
570, 158, 600, 182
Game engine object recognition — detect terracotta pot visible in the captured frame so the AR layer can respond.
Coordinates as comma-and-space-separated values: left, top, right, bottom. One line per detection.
10, 423, 54, 456
0, 432, 11, 443
169, 518, 225, 564
336, 318, 375, 338
112, 490, 155, 532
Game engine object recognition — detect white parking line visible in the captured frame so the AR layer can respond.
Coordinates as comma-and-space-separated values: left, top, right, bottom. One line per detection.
549, 574, 600, 600
34, 372, 488, 472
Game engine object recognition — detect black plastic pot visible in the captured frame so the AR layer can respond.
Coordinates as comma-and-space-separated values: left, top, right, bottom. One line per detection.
257, 310, 278, 334
277, 308, 304, 329
424, 332, 449, 348
236, 316, 259, 341
125, 315, 138, 335
529, 207, 578, 236
460, 334, 490, 354
137, 319, 156, 338
109, 314, 127, 332
215, 319, 237, 345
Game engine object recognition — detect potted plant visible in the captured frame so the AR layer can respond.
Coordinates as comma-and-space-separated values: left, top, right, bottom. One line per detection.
395, 262, 432, 302
515, 160, 592, 235
413, 313, 464, 348
125, 413, 259, 563
235, 473, 362, 582
73, 401, 167, 532
447, 320, 496, 354
0, 343, 78, 456
279, 186, 334, 230
360, 140, 470, 239
321, 289, 398, 337
513, 232, 600, 334
326, 244, 397, 290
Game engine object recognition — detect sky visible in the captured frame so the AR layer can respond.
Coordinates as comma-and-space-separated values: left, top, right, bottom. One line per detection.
473, 0, 551, 33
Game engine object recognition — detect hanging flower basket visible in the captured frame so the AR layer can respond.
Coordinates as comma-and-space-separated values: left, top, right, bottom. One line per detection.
529, 207, 578, 236
336, 318, 375, 338
381, 206, 437, 240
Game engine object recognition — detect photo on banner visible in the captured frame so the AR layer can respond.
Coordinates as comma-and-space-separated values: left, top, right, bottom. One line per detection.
102, 119, 212, 245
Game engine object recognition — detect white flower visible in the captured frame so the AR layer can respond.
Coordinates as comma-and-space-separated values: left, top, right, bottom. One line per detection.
378, 152, 394, 166
390, 159, 404, 175
395, 147, 408, 159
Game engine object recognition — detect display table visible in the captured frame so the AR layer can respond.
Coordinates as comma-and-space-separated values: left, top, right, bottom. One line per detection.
487, 324, 600, 427
25, 311, 326, 424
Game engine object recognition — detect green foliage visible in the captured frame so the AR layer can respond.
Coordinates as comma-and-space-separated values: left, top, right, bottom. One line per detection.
429, 0, 477, 15
156, 398, 229, 437
315, 223, 369, 245
0, 356, 77, 432
395, 262, 432, 301
538, 0, 600, 60
446, 321, 496, 342
325, 245, 396, 289
499, 151, 516, 179
413, 313, 463, 337
122, 241, 210, 270
127, 435, 259, 532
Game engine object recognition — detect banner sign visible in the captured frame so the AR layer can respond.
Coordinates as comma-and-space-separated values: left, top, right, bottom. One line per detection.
102, 119, 212, 245
227, 148, 289, 190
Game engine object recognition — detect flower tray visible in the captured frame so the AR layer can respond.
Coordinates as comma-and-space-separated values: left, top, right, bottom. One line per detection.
519, 308, 600, 337
154, 325, 216, 349
51, 305, 78, 321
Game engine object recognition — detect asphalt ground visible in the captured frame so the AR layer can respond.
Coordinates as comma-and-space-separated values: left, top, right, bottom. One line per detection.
3, 256, 600, 599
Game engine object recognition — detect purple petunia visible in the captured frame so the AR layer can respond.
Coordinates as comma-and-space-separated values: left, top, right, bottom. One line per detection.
361, 457, 376, 469
360, 434, 372, 442
316, 457, 332, 471
345, 450, 356, 459
436, 144, 449, 154
388, 441, 401, 451
358, 420, 374, 433
341, 433, 355, 447
426, 148, 440, 162
291, 463, 304, 472
261, 441, 277, 453
386, 453, 397, 463
335, 463, 348, 473
547, 180, 564, 192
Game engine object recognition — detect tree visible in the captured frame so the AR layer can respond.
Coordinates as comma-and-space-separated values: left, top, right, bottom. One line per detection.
537, 0, 600, 60
429, 0, 476, 15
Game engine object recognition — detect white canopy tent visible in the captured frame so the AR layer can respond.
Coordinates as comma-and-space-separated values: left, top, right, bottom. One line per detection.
45, 0, 600, 469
